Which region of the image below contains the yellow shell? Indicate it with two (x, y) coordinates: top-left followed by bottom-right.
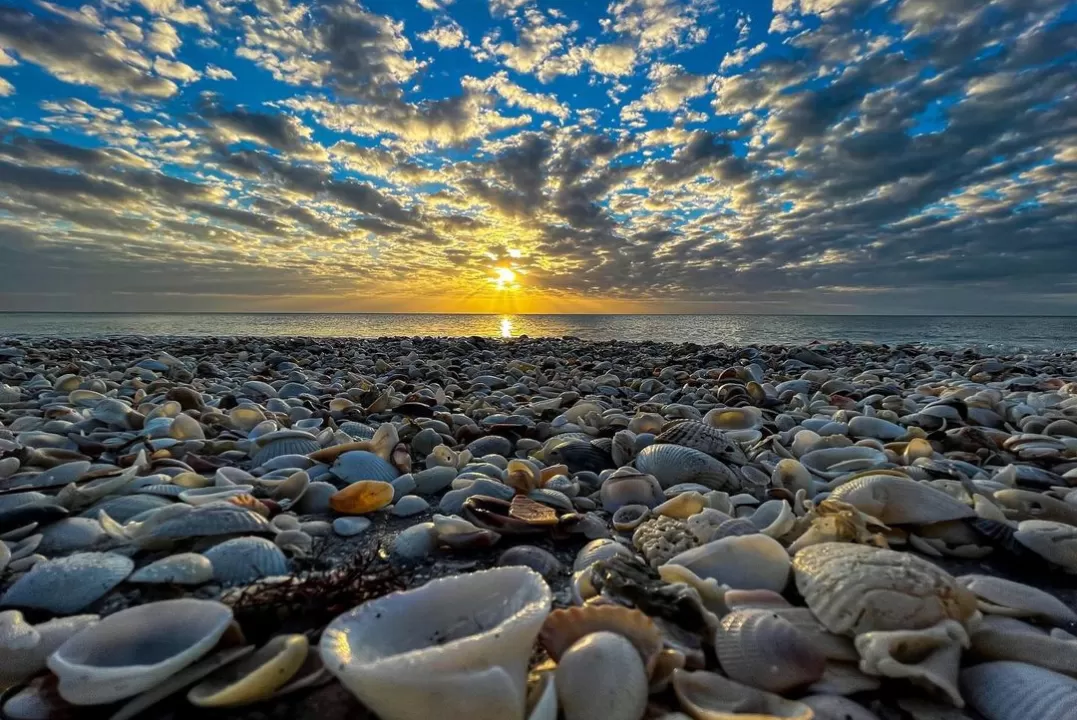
(329, 481), (394, 514)
(226, 494), (270, 517)
(172, 472), (211, 489)
(188, 634), (308, 707)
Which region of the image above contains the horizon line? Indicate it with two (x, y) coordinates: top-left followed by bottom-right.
(1, 311), (1076, 319)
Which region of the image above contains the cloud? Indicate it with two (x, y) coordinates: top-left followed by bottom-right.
(134, 0), (211, 32)
(0, 77), (12, 96)
(205, 64), (235, 80)
(603, 0), (713, 54)
(463, 71), (570, 120)
(481, 8), (577, 80)
(418, 21), (466, 49)
(153, 57), (201, 82)
(145, 20), (182, 56)
(622, 63), (711, 122)
(587, 43), (637, 76)
(720, 42), (766, 71)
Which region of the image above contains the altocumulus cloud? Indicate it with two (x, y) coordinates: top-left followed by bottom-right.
(0, 0), (1074, 313)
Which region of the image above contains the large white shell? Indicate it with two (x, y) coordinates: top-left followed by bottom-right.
(1014, 520), (1077, 572)
(960, 661), (1077, 720)
(556, 631), (648, 720)
(202, 536), (289, 585)
(320, 566), (551, 720)
(47, 598), (233, 705)
(800, 447), (888, 479)
(0, 610), (99, 687)
(331, 450), (400, 483)
(855, 619), (969, 706)
(957, 574), (1077, 626)
(829, 474), (975, 525)
(129, 553), (214, 585)
(669, 534), (790, 592)
(0, 552), (133, 613)
(715, 609), (826, 693)
(635, 444), (739, 492)
(792, 543), (977, 635)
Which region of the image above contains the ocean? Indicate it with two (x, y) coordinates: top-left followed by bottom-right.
(0, 313), (1074, 352)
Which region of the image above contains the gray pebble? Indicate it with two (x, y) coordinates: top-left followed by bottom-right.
(391, 495), (430, 517)
(332, 517), (372, 537)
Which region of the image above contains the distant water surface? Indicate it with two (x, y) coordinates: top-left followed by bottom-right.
(0, 314), (1074, 352)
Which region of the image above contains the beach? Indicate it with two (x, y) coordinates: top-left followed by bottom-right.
(2, 335), (1077, 719)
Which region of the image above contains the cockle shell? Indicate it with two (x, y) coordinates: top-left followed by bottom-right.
(669, 534), (791, 592)
(539, 606), (662, 672)
(202, 536), (288, 585)
(0, 552), (133, 614)
(957, 575), (1077, 626)
(855, 619), (969, 706)
(332, 450), (400, 483)
(793, 543), (977, 636)
(139, 501), (273, 542)
(714, 609), (826, 693)
(960, 661), (1077, 720)
(128, 553), (214, 585)
(188, 634), (309, 707)
(828, 474), (975, 525)
(654, 421), (748, 465)
(0, 611), (99, 687)
(672, 669), (813, 720)
(320, 566), (551, 720)
(635, 444), (739, 492)
(251, 432), (320, 467)
(556, 632), (648, 720)
(47, 599), (234, 705)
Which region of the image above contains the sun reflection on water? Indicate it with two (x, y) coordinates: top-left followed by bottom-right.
(500, 316), (512, 338)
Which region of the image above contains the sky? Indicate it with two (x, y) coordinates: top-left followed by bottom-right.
(0, 0), (1075, 315)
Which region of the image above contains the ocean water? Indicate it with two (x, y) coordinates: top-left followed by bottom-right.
(0, 313), (1074, 352)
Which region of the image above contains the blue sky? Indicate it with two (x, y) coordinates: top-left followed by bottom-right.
(0, 0), (1075, 313)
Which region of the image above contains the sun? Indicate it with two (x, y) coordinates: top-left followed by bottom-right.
(492, 267), (517, 289)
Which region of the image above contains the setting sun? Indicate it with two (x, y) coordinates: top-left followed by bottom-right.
(493, 267), (517, 289)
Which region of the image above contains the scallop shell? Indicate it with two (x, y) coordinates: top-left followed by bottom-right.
(556, 632), (648, 720)
(540, 606), (662, 671)
(251, 434), (320, 467)
(188, 634), (308, 707)
(672, 669), (813, 720)
(855, 619), (969, 706)
(129, 553), (214, 585)
(81, 495), (173, 523)
(654, 421), (749, 465)
(47, 599), (233, 705)
(715, 609), (826, 693)
(792, 543), (977, 636)
(800, 447), (888, 479)
(203, 537), (289, 585)
(635, 444), (740, 492)
(332, 450), (400, 483)
(0, 552), (133, 614)
(0, 611), (99, 687)
(960, 661), (1077, 720)
(957, 574), (1077, 626)
(829, 474), (975, 525)
(141, 502), (273, 541)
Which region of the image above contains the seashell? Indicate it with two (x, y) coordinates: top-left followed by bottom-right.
(672, 669), (813, 720)
(81, 494), (173, 523)
(37, 517), (105, 554)
(275, 529), (313, 555)
(669, 534), (790, 592)
(129, 553), (214, 585)
(226, 493), (270, 517)
(433, 513), (501, 549)
(800, 447), (888, 479)
(1014, 520), (1077, 572)
(969, 616), (1077, 675)
(601, 467), (666, 512)
(753, 500), (796, 539)
(391, 522), (438, 560)
(612, 429), (637, 466)
(792, 543), (977, 635)
(2, 675), (74, 720)
(848, 415), (906, 441)
(47, 599), (233, 705)
(141, 502), (273, 541)
(330, 480), (394, 514)
(956, 575), (1077, 626)
(269, 470), (310, 502)
(1, 552), (133, 613)
(540, 606), (662, 671)
(0, 461), (90, 491)
(828, 473), (975, 525)
(505, 459), (542, 494)
(332, 450), (400, 483)
(556, 632), (648, 720)
(801, 695), (881, 720)
(659, 563), (729, 618)
(715, 609), (826, 693)
(320, 566), (551, 720)
(391, 495), (429, 516)
(170, 413), (205, 440)
(498, 545), (563, 579)
(960, 661), (1077, 720)
(656, 492), (707, 519)
(613, 504), (652, 532)
(655, 421), (748, 465)
(333, 516), (372, 537)
(251, 434), (320, 467)
(994, 489), (1077, 526)
(110, 647), (255, 720)
(412, 466), (458, 494)
(509, 495), (558, 525)
(294, 481), (336, 514)
(703, 407), (764, 431)
(179, 485), (255, 505)
(636, 444), (739, 492)
(0, 611), (99, 687)
(203, 536), (289, 585)
(769, 607), (859, 662)
(574, 537), (631, 571)
(188, 634), (308, 707)
(855, 619), (969, 706)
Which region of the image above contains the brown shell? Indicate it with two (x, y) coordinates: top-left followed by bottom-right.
(509, 495), (558, 526)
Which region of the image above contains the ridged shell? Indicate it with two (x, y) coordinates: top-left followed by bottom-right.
(540, 606), (662, 671)
(655, 421), (748, 465)
(960, 661), (1077, 720)
(142, 502), (273, 541)
(969, 618), (1077, 675)
(792, 543), (977, 636)
(81, 495), (173, 523)
(0, 552), (133, 613)
(672, 669), (813, 720)
(203, 536), (289, 585)
(829, 474), (975, 525)
(251, 435), (320, 467)
(635, 444), (739, 491)
(556, 631), (648, 720)
(715, 609), (826, 693)
(129, 553), (214, 585)
(331, 450), (400, 483)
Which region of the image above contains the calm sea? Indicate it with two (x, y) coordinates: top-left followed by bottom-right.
(0, 314), (1074, 352)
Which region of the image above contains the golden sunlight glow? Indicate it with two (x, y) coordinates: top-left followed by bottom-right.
(500, 316), (512, 337)
(492, 267), (517, 289)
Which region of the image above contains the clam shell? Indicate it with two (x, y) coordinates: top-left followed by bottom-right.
(600, 468), (665, 512)
(203, 536), (289, 585)
(188, 634), (308, 707)
(38, 518), (105, 554)
(957, 574), (1077, 626)
(141, 502), (273, 541)
(672, 669), (813, 720)
(1014, 520), (1077, 571)
(0, 611), (99, 687)
(540, 606), (662, 671)
(81, 495), (173, 523)
(715, 609), (826, 693)
(654, 421), (748, 465)
(110, 647), (255, 720)
(960, 661), (1077, 720)
(669, 534), (790, 592)
(792, 543), (977, 635)
(332, 450), (400, 483)
(0, 552), (133, 614)
(129, 553), (214, 585)
(829, 474), (975, 525)
(969, 616), (1077, 676)
(800, 447), (888, 479)
(635, 444), (739, 492)
(855, 619), (969, 706)
(556, 632), (648, 720)
(251, 435), (320, 467)
(47, 599), (233, 705)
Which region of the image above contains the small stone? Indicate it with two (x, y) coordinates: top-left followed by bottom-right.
(390, 473), (417, 501)
(391, 495), (430, 517)
(332, 517), (371, 537)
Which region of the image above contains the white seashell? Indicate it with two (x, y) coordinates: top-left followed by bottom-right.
(672, 669), (813, 720)
(669, 534), (790, 592)
(332, 450), (400, 483)
(556, 631), (648, 720)
(1014, 520), (1077, 572)
(38, 517), (105, 554)
(715, 609), (826, 693)
(855, 619), (969, 706)
(321, 566), (551, 720)
(129, 553), (214, 585)
(829, 473), (975, 525)
(960, 661), (1077, 720)
(968, 615), (1077, 676)
(111, 647), (255, 720)
(0, 552), (133, 613)
(188, 634), (309, 707)
(47, 598), (233, 705)
(793, 543), (977, 636)
(800, 447), (888, 479)
(203, 536), (289, 585)
(573, 538), (632, 572)
(635, 444), (739, 492)
(957, 574), (1077, 626)
(0, 610), (99, 687)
